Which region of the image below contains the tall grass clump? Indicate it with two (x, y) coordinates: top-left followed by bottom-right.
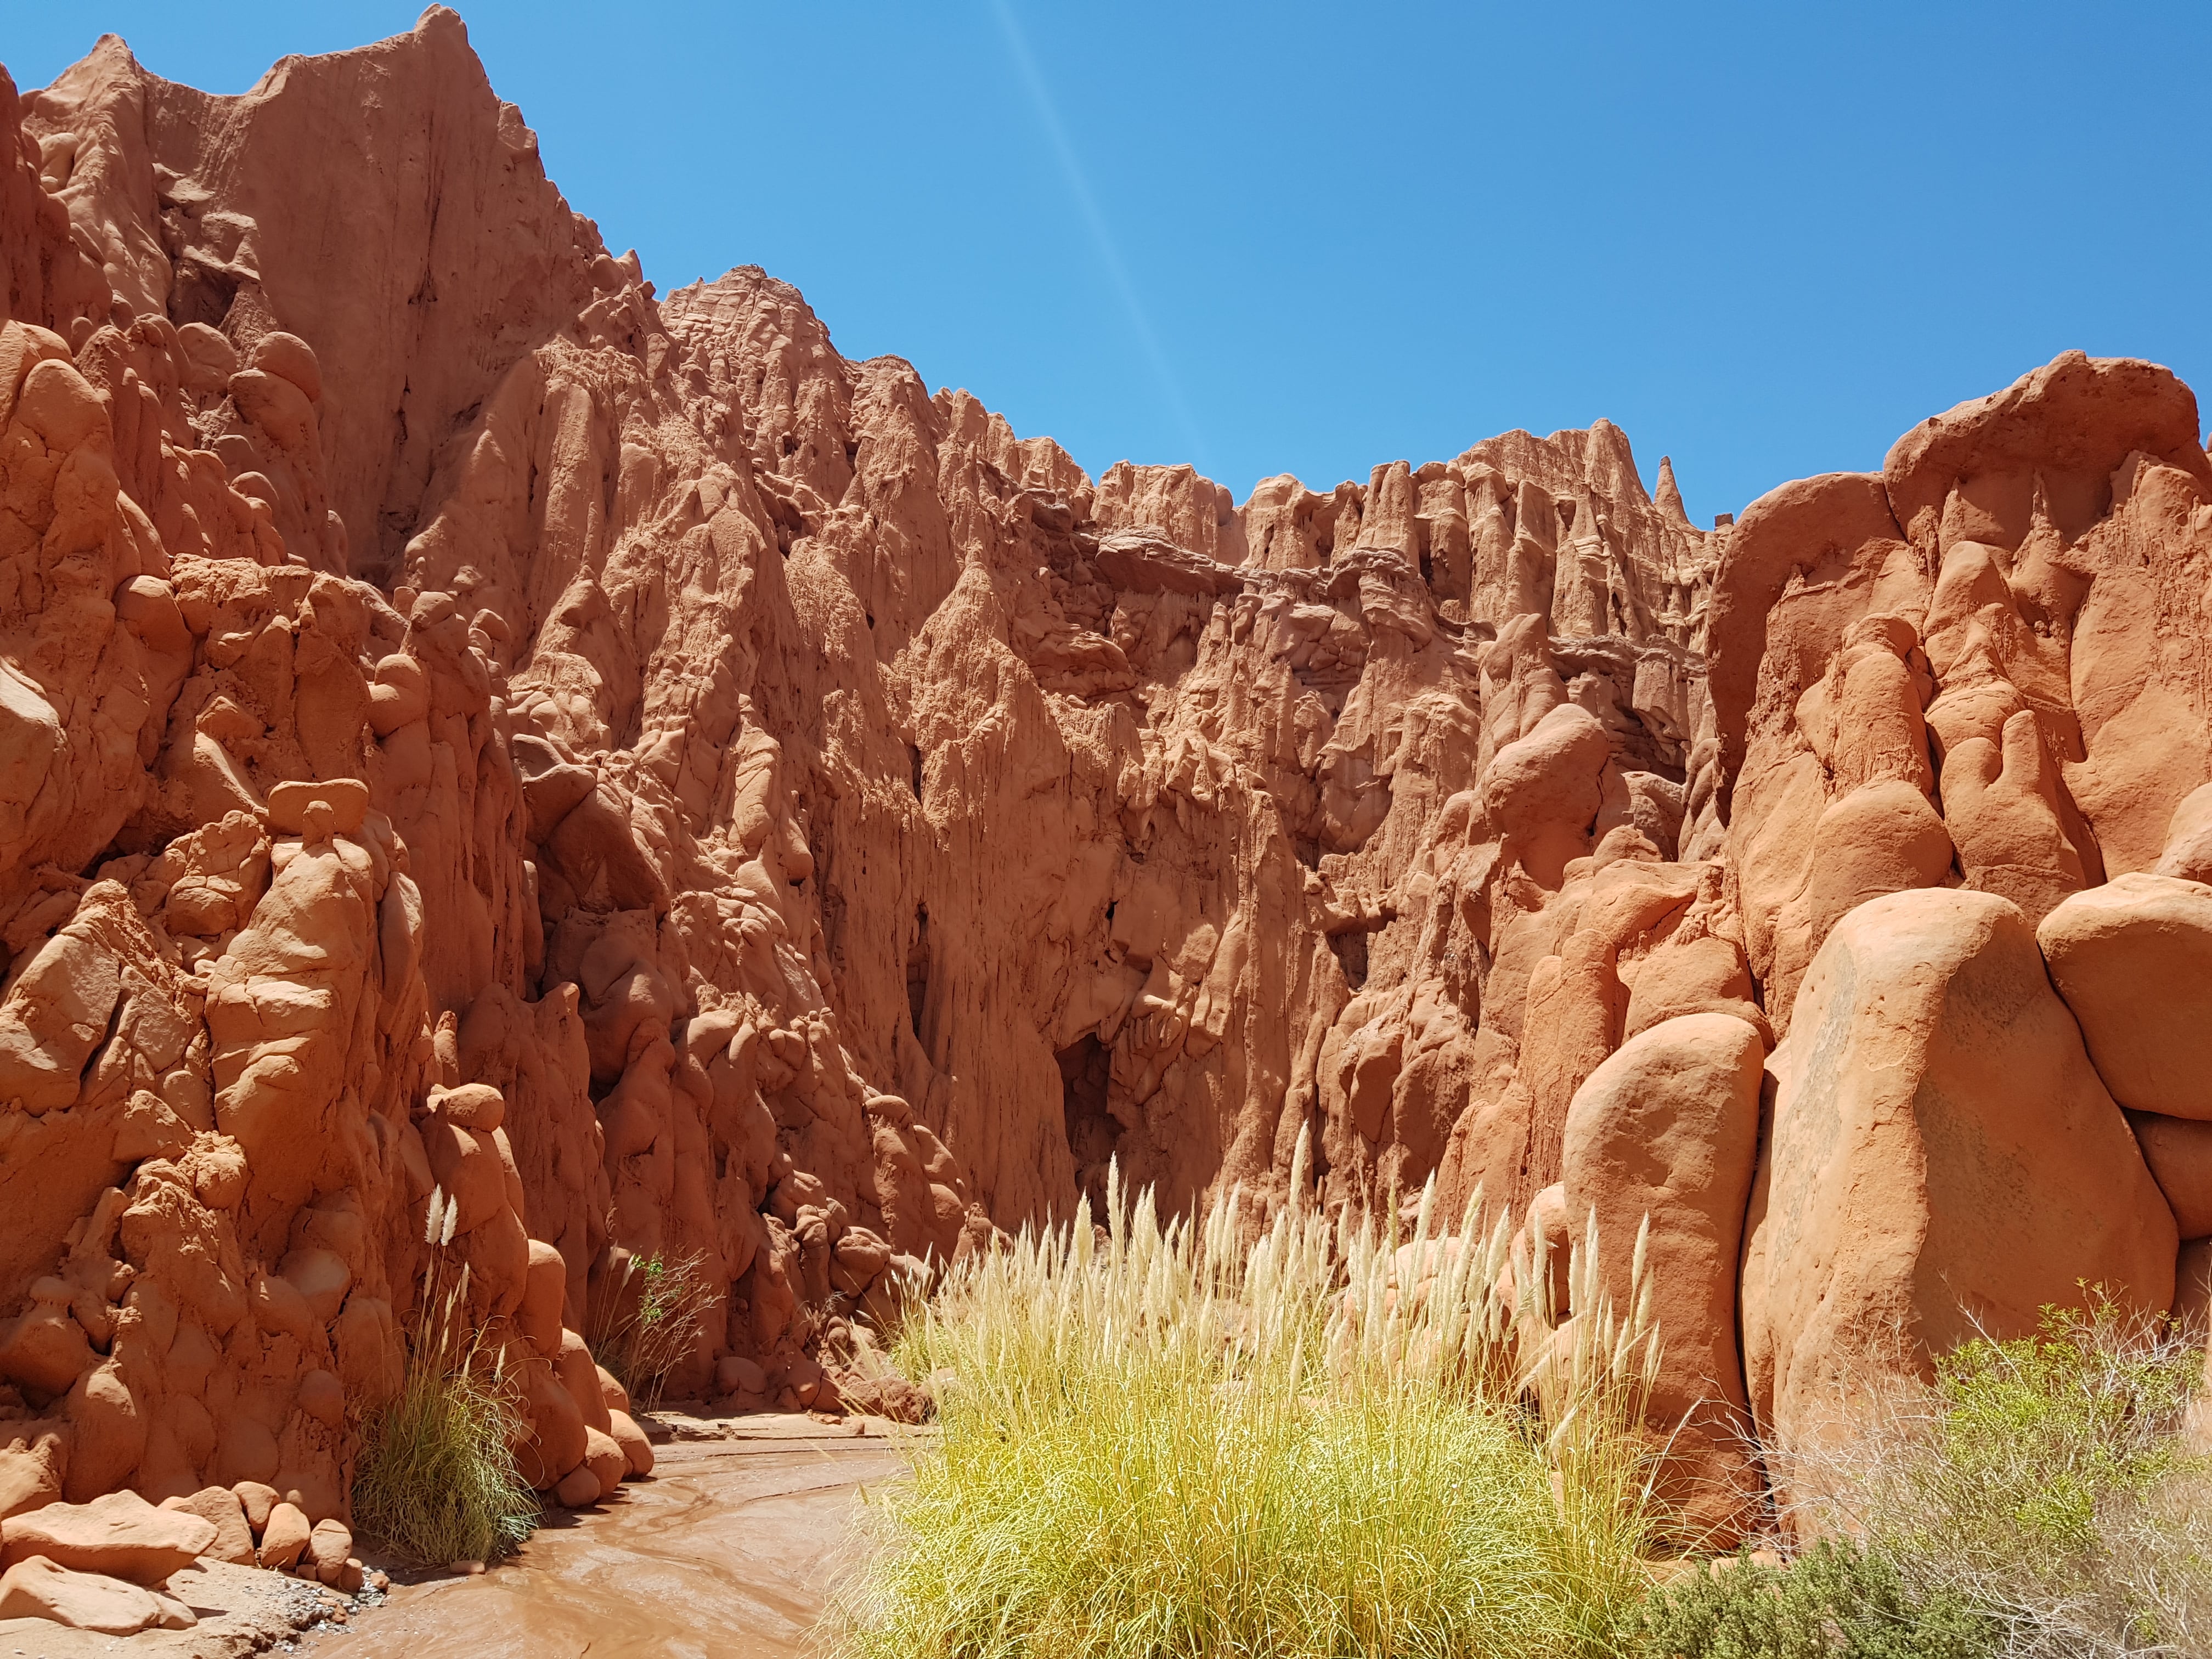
(352, 1188), (540, 1566)
(586, 1246), (720, 1409)
(840, 1136), (1666, 1659)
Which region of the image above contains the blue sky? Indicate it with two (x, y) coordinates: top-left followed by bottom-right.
(12, 3), (2211, 525)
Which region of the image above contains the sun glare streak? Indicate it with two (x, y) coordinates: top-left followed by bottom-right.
(988, 0), (1211, 473)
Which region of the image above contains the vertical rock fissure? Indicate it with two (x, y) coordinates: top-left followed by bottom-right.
(1057, 1034), (1116, 1211)
(906, 904), (929, 1041)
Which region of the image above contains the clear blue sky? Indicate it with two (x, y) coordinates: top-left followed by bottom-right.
(11, 3), (2211, 525)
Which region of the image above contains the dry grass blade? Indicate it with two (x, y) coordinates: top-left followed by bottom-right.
(585, 1246), (720, 1409)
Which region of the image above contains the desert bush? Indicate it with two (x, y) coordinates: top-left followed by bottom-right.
(1779, 1301), (2212, 1657)
(586, 1246), (720, 1409)
(839, 1139), (1664, 1659)
(1632, 1541), (2000, 1658)
(352, 1236), (539, 1567)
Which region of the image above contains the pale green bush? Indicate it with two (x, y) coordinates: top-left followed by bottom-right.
(1773, 1302), (2212, 1658)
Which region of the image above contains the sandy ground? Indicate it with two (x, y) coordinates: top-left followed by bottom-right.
(300, 1414), (910, 1659)
(0, 1414), (911, 1659)
(0, 1560), (345, 1658)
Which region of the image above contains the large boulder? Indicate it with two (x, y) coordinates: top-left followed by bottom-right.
(580, 1426), (627, 1502)
(1741, 888), (2175, 1451)
(159, 1486), (255, 1567)
(0, 1553), (194, 1634)
(607, 1409), (653, 1478)
(0, 1489), (215, 1585)
(1560, 1011), (1767, 1544)
(2038, 872), (2212, 1121)
(1482, 703), (1610, 888)
(256, 1500), (310, 1569)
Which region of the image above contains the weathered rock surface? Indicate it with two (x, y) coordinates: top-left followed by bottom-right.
(0, 1551), (193, 1633)
(1740, 889), (2176, 1451)
(2129, 1113), (2212, 1242)
(159, 1482), (253, 1565)
(254, 1500), (307, 1570)
(1559, 1012), (1765, 1544)
(0, 8), (2209, 1543)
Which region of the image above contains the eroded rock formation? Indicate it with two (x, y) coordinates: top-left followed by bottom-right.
(2, 7), (2210, 1568)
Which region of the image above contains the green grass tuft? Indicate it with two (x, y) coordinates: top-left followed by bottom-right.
(1632, 1541), (2001, 1659)
(352, 1265), (539, 1567)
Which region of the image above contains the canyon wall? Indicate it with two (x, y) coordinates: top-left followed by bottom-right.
(2, 9), (2209, 1542)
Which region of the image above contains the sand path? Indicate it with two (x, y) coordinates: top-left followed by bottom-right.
(307, 1420), (906, 1659)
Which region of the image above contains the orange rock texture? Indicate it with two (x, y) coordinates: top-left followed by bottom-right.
(1, 9), (2209, 1549)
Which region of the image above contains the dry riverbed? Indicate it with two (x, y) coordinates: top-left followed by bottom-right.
(303, 1414), (908, 1659)
(0, 1415), (908, 1659)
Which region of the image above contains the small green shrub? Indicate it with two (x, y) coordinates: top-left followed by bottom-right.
(1632, 1542), (2000, 1659)
(352, 1262), (539, 1567)
(1920, 1301), (2199, 1565)
(1780, 1300), (2212, 1657)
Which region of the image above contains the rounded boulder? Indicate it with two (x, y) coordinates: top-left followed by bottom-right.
(2039, 872), (2212, 1121)
(1561, 1011), (1767, 1543)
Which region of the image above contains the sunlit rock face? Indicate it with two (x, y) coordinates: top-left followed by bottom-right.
(3, 9), (2208, 1539)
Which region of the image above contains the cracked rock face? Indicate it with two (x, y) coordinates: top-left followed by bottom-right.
(1, 8), (2208, 1551)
